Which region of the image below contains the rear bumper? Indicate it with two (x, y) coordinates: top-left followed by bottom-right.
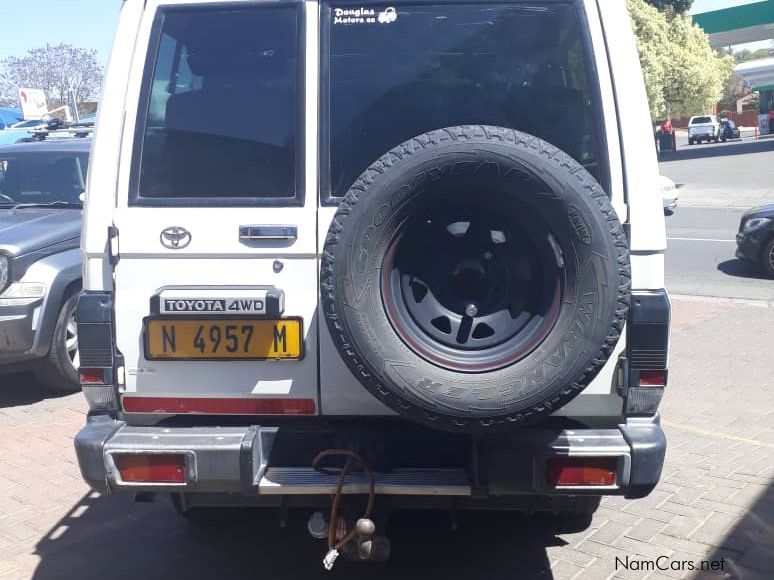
(688, 129), (715, 137)
(75, 415), (665, 501)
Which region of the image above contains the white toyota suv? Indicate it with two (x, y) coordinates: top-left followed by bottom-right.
(75, 0), (670, 565)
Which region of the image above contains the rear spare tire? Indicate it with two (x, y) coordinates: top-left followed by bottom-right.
(322, 126), (630, 433)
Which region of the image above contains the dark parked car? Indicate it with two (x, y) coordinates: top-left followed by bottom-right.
(736, 204), (774, 277)
(720, 119), (741, 142)
(0, 139), (90, 391)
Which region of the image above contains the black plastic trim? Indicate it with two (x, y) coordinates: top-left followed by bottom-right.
(239, 427), (260, 495)
(74, 415), (125, 494)
(627, 289), (671, 370)
(108, 225), (119, 265)
(266, 288), (284, 316)
(77, 291), (116, 368)
(620, 415), (667, 499)
(77, 291), (114, 324)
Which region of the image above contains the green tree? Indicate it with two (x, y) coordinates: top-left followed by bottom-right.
(645, 0), (693, 14)
(627, 0), (734, 119)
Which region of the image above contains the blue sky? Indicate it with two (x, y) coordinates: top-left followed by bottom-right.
(0, 0), (771, 64)
(0, 0), (121, 64)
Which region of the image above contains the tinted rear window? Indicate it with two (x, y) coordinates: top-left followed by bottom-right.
(691, 117), (712, 124)
(0, 152), (88, 205)
(133, 6), (302, 205)
(324, 2), (607, 198)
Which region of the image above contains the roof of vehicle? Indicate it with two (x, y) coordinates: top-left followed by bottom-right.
(0, 138), (91, 154)
(0, 107), (23, 127)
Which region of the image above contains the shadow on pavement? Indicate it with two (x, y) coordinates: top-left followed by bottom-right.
(0, 371), (68, 408)
(717, 259), (771, 281)
(660, 139), (774, 163)
(31, 492), (576, 580)
(695, 481), (774, 579)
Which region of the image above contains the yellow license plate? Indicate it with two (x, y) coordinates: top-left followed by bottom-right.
(145, 318), (303, 360)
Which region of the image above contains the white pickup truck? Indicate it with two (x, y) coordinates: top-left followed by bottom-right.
(688, 115), (721, 145)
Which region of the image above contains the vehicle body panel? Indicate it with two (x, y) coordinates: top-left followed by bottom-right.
(0, 247), (82, 364)
(0, 108), (23, 129)
(108, 0), (319, 408)
(0, 140), (89, 367)
(0, 209), (80, 257)
(721, 119), (741, 140)
(658, 175), (678, 213)
(736, 204), (774, 266)
(0, 120), (47, 146)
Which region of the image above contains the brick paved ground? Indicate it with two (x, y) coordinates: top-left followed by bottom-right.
(0, 297), (772, 580)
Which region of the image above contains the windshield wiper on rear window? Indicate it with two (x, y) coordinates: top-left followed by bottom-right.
(10, 201), (82, 210)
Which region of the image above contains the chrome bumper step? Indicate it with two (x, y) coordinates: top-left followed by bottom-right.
(258, 467), (471, 496)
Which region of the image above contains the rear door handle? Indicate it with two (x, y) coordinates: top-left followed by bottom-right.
(239, 225), (298, 241)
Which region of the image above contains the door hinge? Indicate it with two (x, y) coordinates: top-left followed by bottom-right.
(108, 225), (120, 265)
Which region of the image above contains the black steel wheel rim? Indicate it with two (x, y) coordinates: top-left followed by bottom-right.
(381, 205), (563, 373)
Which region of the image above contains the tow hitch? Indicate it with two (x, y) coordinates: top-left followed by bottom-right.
(309, 450), (391, 569)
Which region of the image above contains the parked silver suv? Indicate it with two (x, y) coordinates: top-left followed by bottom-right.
(74, 0), (670, 565)
(0, 139), (89, 392)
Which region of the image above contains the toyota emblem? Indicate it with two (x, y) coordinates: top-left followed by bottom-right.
(160, 226), (192, 249)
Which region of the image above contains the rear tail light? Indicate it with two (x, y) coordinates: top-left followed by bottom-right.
(638, 370), (666, 387)
(115, 454), (186, 484)
(77, 291), (120, 413)
(624, 290), (670, 416)
(79, 368), (106, 384)
(547, 457), (618, 487)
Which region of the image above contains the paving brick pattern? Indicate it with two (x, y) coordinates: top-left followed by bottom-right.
(0, 297), (772, 580)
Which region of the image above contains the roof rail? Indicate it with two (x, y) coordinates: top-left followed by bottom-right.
(29, 123), (94, 141)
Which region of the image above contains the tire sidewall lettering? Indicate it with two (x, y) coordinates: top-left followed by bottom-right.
(325, 126), (629, 432)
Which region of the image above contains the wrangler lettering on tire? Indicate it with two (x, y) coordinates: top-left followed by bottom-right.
(322, 126), (630, 433)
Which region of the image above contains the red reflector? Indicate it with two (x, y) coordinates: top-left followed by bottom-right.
(122, 396), (316, 415)
(547, 458), (617, 487)
(116, 454), (186, 484)
(639, 370), (666, 387)
(79, 368), (105, 384)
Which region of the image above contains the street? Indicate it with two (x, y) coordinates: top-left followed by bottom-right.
(661, 137), (774, 302)
(660, 134), (774, 209)
(0, 137), (772, 579)
(664, 207), (772, 302)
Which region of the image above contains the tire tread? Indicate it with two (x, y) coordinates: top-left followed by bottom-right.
(321, 126), (631, 432)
